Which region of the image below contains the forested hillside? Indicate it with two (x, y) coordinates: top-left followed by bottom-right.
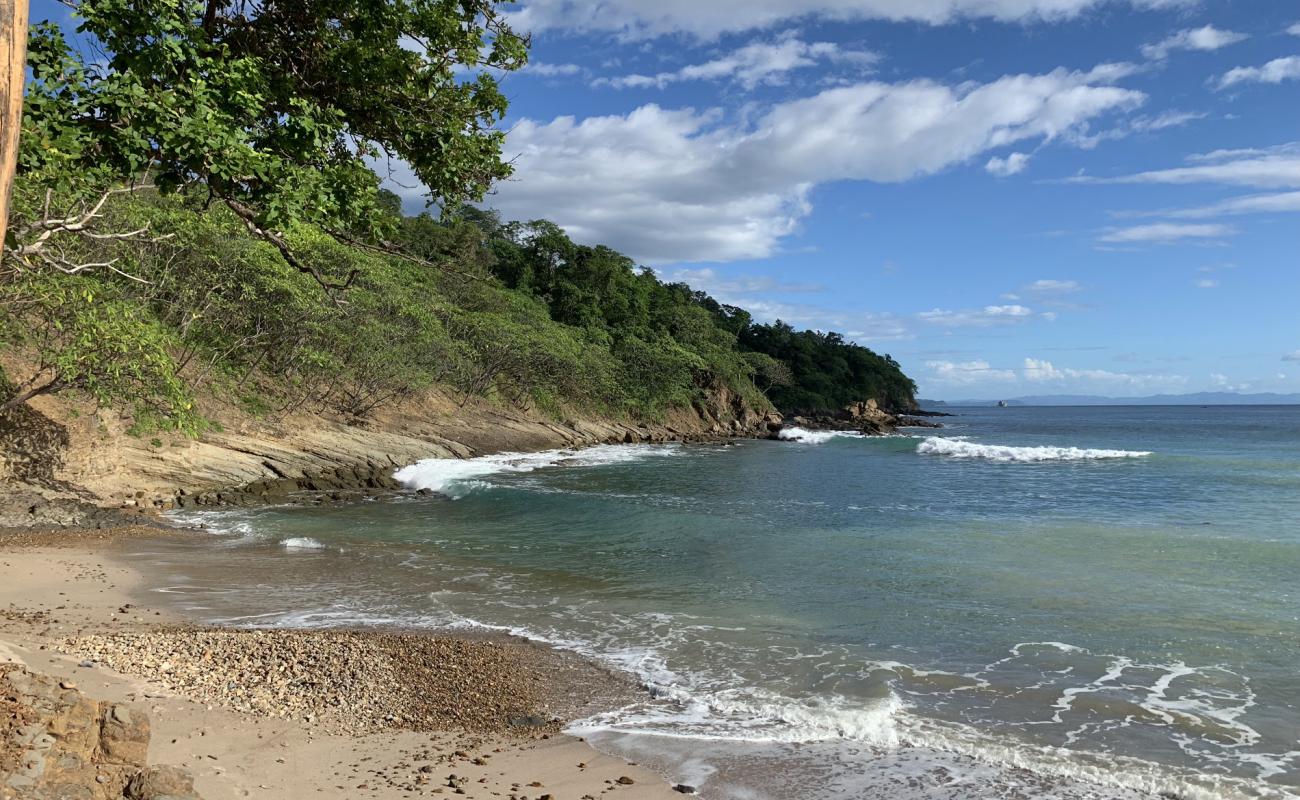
(0, 1), (915, 438)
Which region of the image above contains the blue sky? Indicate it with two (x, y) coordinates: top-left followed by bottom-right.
(32, 1), (1300, 400)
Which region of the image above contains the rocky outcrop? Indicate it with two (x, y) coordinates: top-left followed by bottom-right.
(779, 398), (943, 437)
(1, 383), (782, 522)
(0, 666), (200, 800)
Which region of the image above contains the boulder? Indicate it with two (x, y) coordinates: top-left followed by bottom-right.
(125, 765), (201, 800)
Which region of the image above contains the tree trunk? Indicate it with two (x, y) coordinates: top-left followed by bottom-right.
(0, 0), (29, 256)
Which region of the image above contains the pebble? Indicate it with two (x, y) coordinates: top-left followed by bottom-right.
(60, 629), (565, 735)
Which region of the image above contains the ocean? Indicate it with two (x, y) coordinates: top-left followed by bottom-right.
(132, 405), (1300, 799)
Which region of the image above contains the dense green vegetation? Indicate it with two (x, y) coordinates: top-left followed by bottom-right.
(0, 1), (915, 433)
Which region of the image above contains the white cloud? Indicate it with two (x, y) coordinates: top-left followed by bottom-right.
(1022, 358), (1187, 389)
(527, 62), (584, 77)
(1098, 223), (1234, 243)
(1145, 190), (1300, 219)
(926, 360), (1017, 385)
(507, 0), (1193, 40)
(1025, 279), (1081, 293)
(1070, 108), (1206, 149)
(738, 299), (912, 342)
(1210, 373), (1252, 392)
(1129, 109), (1207, 132)
(1071, 142), (1300, 189)
(659, 267), (823, 294)
(1022, 357), (1064, 381)
(917, 304), (1045, 327)
(1194, 278), (1218, 288)
(986, 152), (1031, 176)
(1283, 351), (1300, 362)
(1214, 56), (1300, 90)
(1140, 25), (1247, 60)
(493, 67), (1145, 262)
(1289, 23), (1300, 37)
(595, 39), (879, 90)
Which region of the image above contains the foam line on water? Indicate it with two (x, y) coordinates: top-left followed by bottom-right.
(281, 537), (326, 550)
(917, 437), (1152, 462)
(777, 427), (862, 444)
(393, 443), (682, 497)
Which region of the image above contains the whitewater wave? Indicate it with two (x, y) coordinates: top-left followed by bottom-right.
(393, 443), (682, 497)
(777, 427), (862, 444)
(917, 437), (1152, 462)
(281, 537), (326, 550)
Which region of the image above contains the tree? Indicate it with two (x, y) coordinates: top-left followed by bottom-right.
(0, 0), (28, 249)
(6, 0), (528, 288)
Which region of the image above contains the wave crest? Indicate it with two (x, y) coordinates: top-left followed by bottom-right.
(393, 443), (681, 497)
(777, 427), (861, 444)
(917, 437), (1151, 462)
(281, 537), (326, 550)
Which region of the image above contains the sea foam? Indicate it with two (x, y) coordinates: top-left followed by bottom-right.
(777, 427), (861, 444)
(917, 437), (1151, 463)
(393, 443), (681, 497)
(281, 537), (326, 550)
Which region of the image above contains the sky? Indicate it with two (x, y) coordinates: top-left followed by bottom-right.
(32, 1), (1300, 400)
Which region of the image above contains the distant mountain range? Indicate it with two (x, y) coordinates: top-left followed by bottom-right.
(919, 392), (1300, 408)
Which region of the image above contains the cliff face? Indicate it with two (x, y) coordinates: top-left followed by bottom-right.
(0, 381), (781, 527)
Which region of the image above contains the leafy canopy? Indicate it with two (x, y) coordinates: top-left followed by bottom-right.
(19, 0), (527, 253)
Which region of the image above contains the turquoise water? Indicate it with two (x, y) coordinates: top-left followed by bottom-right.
(140, 406), (1300, 799)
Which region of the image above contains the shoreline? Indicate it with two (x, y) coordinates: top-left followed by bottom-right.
(0, 528), (693, 799)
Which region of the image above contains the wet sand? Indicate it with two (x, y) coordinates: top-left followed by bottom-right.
(0, 529), (689, 799)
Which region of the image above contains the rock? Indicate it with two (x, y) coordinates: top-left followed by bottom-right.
(616, 776), (635, 785)
(125, 765), (201, 800)
(100, 702), (151, 766)
(673, 785), (697, 794)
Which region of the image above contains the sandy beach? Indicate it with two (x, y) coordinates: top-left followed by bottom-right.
(0, 528), (688, 800)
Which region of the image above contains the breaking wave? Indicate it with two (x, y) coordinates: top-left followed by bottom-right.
(917, 437), (1152, 462)
(281, 537), (326, 550)
(393, 443), (682, 497)
(777, 427), (861, 444)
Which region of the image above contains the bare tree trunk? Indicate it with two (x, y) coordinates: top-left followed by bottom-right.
(0, 0), (29, 256)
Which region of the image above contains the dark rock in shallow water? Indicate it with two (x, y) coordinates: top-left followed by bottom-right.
(896, 416), (943, 428)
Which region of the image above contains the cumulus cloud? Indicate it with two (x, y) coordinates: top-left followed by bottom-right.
(1283, 350), (1300, 362)
(492, 66), (1145, 262)
(1210, 373), (1252, 392)
(1098, 223), (1234, 243)
(985, 152), (1031, 176)
(1022, 357), (1064, 381)
(506, 0), (1193, 40)
(1140, 25), (1247, 60)
(595, 38), (879, 90)
(1289, 23), (1300, 37)
(926, 360), (1017, 385)
(1213, 56), (1300, 90)
(1194, 278), (1218, 288)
